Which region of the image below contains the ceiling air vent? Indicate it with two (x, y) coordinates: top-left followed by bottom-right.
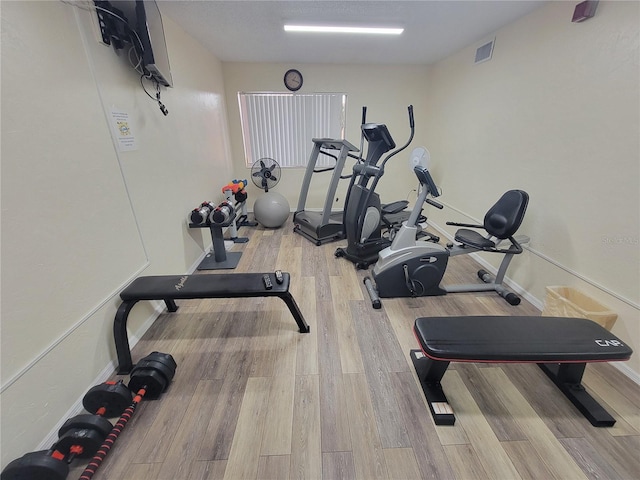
(474, 38), (495, 64)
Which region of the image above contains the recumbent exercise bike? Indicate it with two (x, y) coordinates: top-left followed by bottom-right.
(364, 160), (529, 308)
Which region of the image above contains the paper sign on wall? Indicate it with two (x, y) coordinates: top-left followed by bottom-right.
(110, 109), (138, 151)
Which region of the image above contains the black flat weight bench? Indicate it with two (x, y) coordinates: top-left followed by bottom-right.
(114, 272), (309, 374)
(410, 316), (632, 427)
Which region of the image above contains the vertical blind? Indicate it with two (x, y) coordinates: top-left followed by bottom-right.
(238, 92), (347, 168)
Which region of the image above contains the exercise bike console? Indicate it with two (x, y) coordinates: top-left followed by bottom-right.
(415, 168), (439, 199)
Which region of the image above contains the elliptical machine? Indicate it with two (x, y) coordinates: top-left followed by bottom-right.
(335, 105), (421, 269)
(364, 163), (529, 308)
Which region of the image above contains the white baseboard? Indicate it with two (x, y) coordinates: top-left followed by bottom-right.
(37, 360), (118, 451)
(468, 251), (544, 310)
(612, 361), (640, 385)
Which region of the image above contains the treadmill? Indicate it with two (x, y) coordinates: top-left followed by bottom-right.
(293, 138), (358, 245)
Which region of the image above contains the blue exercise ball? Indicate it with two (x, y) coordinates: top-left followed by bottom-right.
(253, 192), (290, 228)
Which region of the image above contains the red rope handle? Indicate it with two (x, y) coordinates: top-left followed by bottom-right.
(78, 389), (146, 480)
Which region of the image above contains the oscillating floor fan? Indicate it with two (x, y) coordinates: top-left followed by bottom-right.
(251, 157), (281, 192)
(250, 158), (290, 228)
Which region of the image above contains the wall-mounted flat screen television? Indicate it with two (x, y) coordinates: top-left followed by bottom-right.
(135, 0), (172, 87)
(95, 0), (173, 87)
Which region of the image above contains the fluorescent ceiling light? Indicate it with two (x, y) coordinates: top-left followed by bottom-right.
(284, 25), (404, 35)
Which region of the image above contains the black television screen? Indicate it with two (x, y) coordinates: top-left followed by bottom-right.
(135, 0), (172, 87)
(95, 0), (173, 87)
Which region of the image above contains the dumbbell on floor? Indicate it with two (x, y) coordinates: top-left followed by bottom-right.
(1, 382), (132, 480)
(79, 352), (176, 480)
(2, 352), (176, 480)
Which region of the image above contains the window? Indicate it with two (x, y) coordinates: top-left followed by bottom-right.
(238, 92), (347, 168)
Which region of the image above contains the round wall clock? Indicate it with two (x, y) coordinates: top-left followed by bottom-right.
(284, 69), (303, 91)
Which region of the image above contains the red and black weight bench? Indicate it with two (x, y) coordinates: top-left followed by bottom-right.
(114, 272), (309, 374)
(410, 316), (632, 427)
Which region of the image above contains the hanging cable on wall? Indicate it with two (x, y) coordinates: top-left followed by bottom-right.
(155, 81), (168, 116)
(140, 74), (169, 116)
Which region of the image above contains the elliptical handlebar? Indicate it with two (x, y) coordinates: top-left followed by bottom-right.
(357, 106), (368, 164)
(380, 105), (415, 169)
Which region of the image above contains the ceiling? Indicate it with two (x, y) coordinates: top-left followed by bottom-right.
(158, 1), (546, 66)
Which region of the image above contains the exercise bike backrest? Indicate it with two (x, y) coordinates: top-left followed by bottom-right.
(482, 190), (529, 239)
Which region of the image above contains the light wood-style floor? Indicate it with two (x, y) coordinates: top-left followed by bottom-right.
(76, 216), (640, 480)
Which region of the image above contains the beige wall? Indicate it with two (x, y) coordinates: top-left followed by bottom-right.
(424, 1), (639, 375)
(1, 1), (233, 466)
(1, 0), (638, 469)
(222, 63), (431, 211)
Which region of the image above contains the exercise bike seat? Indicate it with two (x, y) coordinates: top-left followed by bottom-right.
(453, 190), (528, 250)
(454, 229), (496, 250)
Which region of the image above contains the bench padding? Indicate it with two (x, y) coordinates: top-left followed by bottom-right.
(414, 316), (631, 363)
(411, 315), (632, 427)
(121, 273), (292, 300)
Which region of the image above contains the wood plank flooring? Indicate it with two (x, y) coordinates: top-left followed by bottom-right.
(74, 216), (640, 479)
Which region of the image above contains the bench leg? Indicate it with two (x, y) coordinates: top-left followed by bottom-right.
(279, 292), (310, 333)
(538, 363), (616, 427)
(164, 299), (178, 312)
(114, 301), (138, 375)
(410, 350), (455, 425)
(114, 299), (179, 375)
